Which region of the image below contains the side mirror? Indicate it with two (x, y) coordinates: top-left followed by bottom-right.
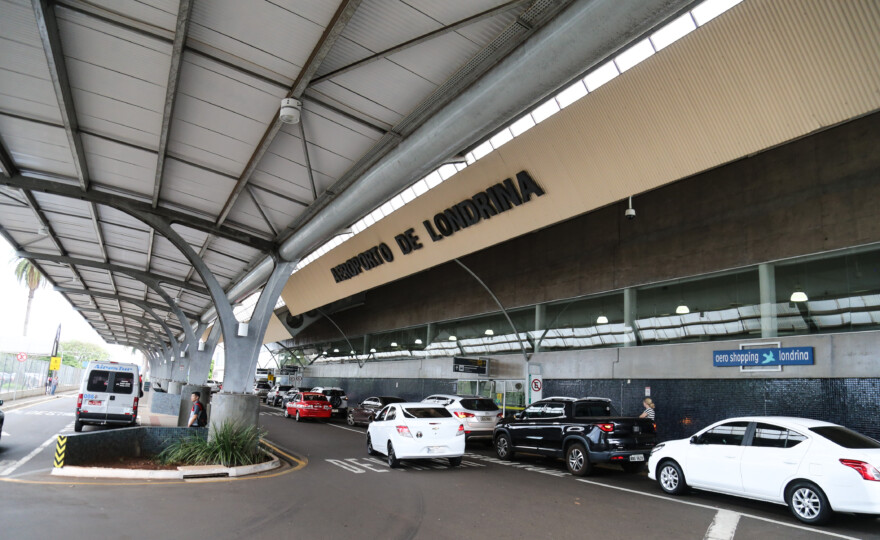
(0, 399), (4, 406)
(514, 412), (523, 420)
(690, 435), (701, 445)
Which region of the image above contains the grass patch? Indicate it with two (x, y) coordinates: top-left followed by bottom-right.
(157, 421), (266, 467)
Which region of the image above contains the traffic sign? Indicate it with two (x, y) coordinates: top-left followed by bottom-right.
(49, 356), (62, 371)
(16, 352), (27, 362)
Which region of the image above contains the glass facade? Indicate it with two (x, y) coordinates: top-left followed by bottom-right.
(279, 244), (880, 365)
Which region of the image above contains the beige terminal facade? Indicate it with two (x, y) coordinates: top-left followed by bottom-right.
(262, 0), (880, 441)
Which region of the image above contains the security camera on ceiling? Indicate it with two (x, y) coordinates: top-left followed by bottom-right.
(625, 196), (636, 220)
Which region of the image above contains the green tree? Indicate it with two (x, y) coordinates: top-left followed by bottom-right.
(60, 340), (110, 367)
(13, 258), (47, 336)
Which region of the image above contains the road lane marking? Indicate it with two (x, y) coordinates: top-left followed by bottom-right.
(0, 434), (59, 477)
(704, 509), (739, 540)
(324, 423), (364, 434)
(576, 480), (859, 540)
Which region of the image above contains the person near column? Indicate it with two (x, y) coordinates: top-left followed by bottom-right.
(639, 397), (655, 420)
(187, 392), (206, 427)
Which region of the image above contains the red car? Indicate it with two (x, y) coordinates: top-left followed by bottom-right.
(285, 392), (332, 421)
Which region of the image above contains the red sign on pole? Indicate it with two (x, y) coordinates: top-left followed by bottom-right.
(16, 352), (27, 362)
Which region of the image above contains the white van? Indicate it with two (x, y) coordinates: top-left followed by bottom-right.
(75, 361), (143, 432)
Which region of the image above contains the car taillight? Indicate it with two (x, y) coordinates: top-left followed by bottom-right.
(497, 412), (503, 418)
(76, 393), (83, 409)
(840, 459), (880, 481)
(597, 423), (615, 432)
(457, 424), (465, 436)
(396, 425), (412, 438)
(454, 412), (475, 418)
(133, 397), (138, 411)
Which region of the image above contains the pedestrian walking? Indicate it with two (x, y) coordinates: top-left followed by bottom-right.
(188, 392), (207, 428)
(50, 376), (58, 395)
(45, 376), (52, 395)
(639, 397), (655, 420)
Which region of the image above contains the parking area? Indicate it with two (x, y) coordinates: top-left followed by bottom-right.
(0, 398), (877, 539)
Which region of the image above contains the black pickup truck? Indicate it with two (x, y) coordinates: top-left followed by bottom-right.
(493, 396), (656, 476)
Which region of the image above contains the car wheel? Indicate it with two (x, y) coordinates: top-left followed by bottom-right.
(495, 433), (515, 460)
(448, 456), (462, 467)
(367, 435), (377, 456)
(387, 443), (400, 468)
(657, 460), (688, 495)
(786, 481), (832, 525)
(347, 411), (356, 426)
(295, 410), (301, 422)
(283, 408), (290, 418)
(74, 418), (83, 432)
(621, 461), (645, 474)
(565, 442), (592, 477)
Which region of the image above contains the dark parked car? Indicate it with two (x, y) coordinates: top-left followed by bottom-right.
(347, 396), (405, 426)
(493, 396), (656, 476)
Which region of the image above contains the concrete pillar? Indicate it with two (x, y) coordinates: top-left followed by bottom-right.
(623, 287), (638, 346)
(178, 384), (211, 427)
(209, 393), (260, 441)
(759, 263), (778, 338)
(167, 380), (184, 395)
(534, 304), (546, 353)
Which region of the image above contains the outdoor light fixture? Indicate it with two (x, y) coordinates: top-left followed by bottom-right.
(390, 342), (398, 347)
(350, 350), (356, 354)
(179, 351), (186, 358)
(279, 98), (302, 124)
(414, 339), (423, 345)
(370, 348), (376, 353)
(333, 348), (339, 353)
(449, 335), (457, 341)
(596, 315), (609, 324)
(197, 341), (205, 351)
(790, 288), (809, 302)
(237, 322), (249, 337)
(484, 329), (494, 336)
(675, 304), (690, 315)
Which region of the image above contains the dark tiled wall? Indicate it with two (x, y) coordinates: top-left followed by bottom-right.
(64, 426), (207, 465)
(305, 376), (880, 442)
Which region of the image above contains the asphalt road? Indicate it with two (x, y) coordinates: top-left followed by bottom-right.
(0, 400), (878, 540)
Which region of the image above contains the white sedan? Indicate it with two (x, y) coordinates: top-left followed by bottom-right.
(366, 402), (466, 468)
(648, 416), (880, 525)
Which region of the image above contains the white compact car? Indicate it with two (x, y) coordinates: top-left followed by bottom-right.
(648, 416), (880, 525)
(366, 402), (466, 468)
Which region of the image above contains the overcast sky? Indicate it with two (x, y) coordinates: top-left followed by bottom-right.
(0, 236), (140, 365)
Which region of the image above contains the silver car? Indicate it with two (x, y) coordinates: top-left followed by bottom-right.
(422, 394), (501, 440)
(253, 381), (272, 402)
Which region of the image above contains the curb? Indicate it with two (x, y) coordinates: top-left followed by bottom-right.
(50, 449), (280, 479)
(1, 393), (73, 411)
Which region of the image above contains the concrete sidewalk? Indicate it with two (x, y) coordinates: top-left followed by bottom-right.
(0, 389), (77, 410)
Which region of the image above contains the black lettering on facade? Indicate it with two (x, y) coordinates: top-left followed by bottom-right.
(378, 242), (394, 262)
(434, 213), (453, 237)
(443, 206), (466, 232)
(423, 220), (443, 242)
(456, 200), (480, 226)
(516, 170), (545, 202)
(471, 192), (498, 220)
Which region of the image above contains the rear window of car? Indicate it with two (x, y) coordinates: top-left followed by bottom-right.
(256, 383), (271, 389)
(459, 398), (498, 411)
(324, 389), (345, 397)
(304, 394), (327, 401)
(403, 407), (452, 418)
(278, 386), (293, 391)
(86, 370), (110, 392)
(112, 373), (134, 394)
(810, 426), (880, 449)
(574, 402), (611, 417)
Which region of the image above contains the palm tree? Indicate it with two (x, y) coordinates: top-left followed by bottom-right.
(14, 258), (46, 336)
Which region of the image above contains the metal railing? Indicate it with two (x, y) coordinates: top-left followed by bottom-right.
(0, 353), (84, 399)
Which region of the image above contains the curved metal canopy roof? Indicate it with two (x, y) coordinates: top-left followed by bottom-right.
(0, 0), (695, 353)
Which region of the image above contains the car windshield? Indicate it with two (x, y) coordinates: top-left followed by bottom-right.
(304, 395), (327, 401)
(323, 390), (345, 397)
(278, 386), (293, 391)
(459, 398), (499, 411)
(403, 407), (452, 418)
(256, 383), (270, 389)
(810, 426), (880, 449)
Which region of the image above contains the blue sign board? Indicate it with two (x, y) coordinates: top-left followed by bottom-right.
(713, 347), (814, 367)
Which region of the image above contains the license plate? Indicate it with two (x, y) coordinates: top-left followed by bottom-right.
(332, 409), (339, 413)
(480, 416), (494, 421)
(629, 454), (645, 462)
(88, 400), (102, 405)
(427, 446), (444, 454)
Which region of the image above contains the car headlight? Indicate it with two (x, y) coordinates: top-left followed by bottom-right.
(650, 443), (665, 455)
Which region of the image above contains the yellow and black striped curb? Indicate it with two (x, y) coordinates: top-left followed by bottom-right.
(54, 436), (67, 468)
